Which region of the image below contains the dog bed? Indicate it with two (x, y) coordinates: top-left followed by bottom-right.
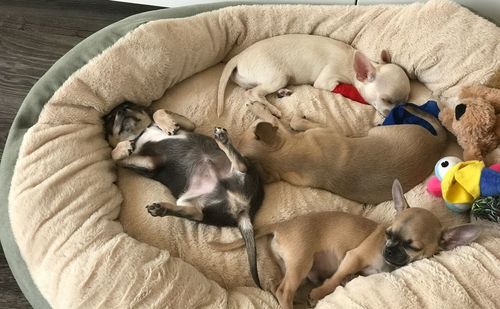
(2, 0), (500, 308)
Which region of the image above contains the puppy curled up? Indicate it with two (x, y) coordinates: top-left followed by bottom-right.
(217, 34), (411, 118)
(238, 102), (447, 204)
(104, 102), (265, 288)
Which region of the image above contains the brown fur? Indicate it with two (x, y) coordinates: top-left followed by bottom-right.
(237, 102), (446, 204)
(439, 85), (500, 161)
(210, 180), (480, 309)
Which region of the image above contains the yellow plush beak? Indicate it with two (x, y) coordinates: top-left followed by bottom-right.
(441, 161), (484, 204)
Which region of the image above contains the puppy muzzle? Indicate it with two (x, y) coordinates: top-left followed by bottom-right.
(383, 245), (409, 267)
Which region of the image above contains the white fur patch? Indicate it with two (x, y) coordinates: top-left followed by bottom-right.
(134, 126), (186, 150)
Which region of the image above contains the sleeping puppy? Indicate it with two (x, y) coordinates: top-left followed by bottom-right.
(237, 102), (447, 204)
(217, 34), (411, 118)
(211, 179), (481, 309)
(103, 102), (265, 288)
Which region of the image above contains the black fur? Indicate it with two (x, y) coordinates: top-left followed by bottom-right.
(104, 103), (265, 288)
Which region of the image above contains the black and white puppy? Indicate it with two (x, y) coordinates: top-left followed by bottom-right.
(104, 102), (265, 288)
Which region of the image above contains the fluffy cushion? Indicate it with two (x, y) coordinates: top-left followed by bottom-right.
(8, 0), (500, 308)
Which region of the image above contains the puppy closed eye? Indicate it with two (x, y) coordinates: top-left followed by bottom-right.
(403, 240), (422, 251)
(385, 229), (392, 238)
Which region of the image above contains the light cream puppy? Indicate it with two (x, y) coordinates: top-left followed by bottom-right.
(238, 103), (447, 204)
(211, 180), (480, 309)
(217, 34), (411, 117)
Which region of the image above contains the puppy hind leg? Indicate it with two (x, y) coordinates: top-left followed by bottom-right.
(246, 78), (288, 118)
(213, 127), (248, 173)
(313, 66), (339, 91)
(274, 258), (314, 309)
(277, 88), (293, 98)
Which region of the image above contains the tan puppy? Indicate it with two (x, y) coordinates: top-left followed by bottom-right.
(217, 34), (411, 118)
(211, 180), (481, 309)
(237, 102), (446, 204)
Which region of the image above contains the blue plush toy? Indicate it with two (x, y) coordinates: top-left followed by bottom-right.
(381, 100), (440, 134)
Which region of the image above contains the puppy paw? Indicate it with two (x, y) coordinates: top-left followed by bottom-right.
(145, 202), (167, 217)
(246, 101), (279, 122)
(277, 88), (293, 98)
(289, 114), (310, 131)
(213, 127), (229, 144)
(111, 140), (134, 160)
(308, 287), (324, 302)
(153, 109), (180, 135)
(267, 105), (283, 119)
(306, 294), (319, 308)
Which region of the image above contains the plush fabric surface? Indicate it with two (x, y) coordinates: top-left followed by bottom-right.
(7, 0), (500, 308)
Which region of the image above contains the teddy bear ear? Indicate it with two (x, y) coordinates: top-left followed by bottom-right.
(460, 85), (500, 110)
(459, 86), (476, 99)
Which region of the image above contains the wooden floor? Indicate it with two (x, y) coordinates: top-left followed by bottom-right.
(0, 1), (160, 307)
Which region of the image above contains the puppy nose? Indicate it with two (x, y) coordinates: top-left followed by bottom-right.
(455, 104), (466, 121)
(384, 246), (395, 256)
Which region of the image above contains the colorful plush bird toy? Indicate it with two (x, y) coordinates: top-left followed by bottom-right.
(427, 156), (500, 213)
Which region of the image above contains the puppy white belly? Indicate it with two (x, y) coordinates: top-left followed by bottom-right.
(177, 161), (219, 204)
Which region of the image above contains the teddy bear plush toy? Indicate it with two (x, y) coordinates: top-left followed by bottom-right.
(439, 85), (500, 161)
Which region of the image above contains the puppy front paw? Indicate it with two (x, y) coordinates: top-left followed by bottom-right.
(246, 101), (279, 122)
(153, 109), (180, 135)
(277, 88), (293, 98)
(308, 287), (326, 302)
(213, 127), (229, 144)
(145, 202), (167, 217)
(306, 294), (319, 308)
(111, 140), (134, 160)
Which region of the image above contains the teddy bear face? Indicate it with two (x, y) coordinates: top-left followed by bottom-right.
(452, 97), (497, 160)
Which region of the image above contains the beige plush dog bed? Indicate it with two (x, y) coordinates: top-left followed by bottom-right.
(6, 0), (500, 308)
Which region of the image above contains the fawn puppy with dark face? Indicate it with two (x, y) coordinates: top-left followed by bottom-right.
(104, 102), (265, 288)
(211, 180), (480, 309)
(237, 102), (447, 204)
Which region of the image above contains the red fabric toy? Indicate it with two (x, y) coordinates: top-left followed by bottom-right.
(332, 83), (368, 105)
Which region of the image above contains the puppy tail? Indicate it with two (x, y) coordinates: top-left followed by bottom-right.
(208, 218), (276, 289)
(217, 56), (239, 118)
(238, 214), (262, 289)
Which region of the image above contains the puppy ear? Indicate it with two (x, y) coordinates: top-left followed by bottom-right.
(254, 122), (279, 145)
(440, 224), (481, 250)
(380, 50), (392, 64)
(354, 51), (376, 82)
(392, 179), (409, 213)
